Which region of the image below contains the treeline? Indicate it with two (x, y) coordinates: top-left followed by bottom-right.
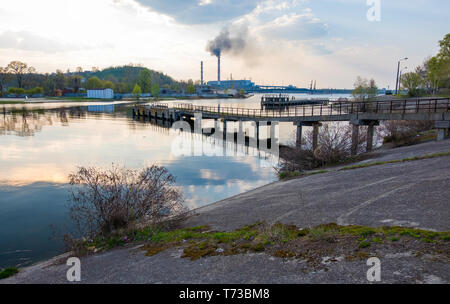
(400, 33), (450, 96)
(0, 62), (196, 96)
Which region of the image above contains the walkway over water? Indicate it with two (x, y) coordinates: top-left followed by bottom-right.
(134, 97), (450, 155)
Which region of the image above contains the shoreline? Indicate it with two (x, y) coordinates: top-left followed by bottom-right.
(2, 139), (449, 283)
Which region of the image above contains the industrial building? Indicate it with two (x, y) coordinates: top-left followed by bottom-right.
(87, 88), (114, 99)
(207, 80), (255, 91)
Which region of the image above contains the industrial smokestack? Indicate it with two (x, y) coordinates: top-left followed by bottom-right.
(201, 61), (204, 85)
(206, 28), (247, 85)
(217, 53), (221, 83)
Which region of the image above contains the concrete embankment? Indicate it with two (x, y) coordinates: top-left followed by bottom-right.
(2, 140), (450, 284)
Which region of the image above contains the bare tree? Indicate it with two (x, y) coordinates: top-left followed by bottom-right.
(68, 164), (186, 238)
(0, 66), (11, 96)
(6, 61), (36, 88)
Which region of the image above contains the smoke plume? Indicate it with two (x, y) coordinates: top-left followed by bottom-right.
(206, 28), (247, 57)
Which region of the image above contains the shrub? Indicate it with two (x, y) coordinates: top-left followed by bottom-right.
(380, 120), (434, 147)
(8, 87), (25, 95)
(25, 87), (44, 95)
(277, 122), (368, 178)
(67, 164), (186, 239)
(0, 267), (19, 279)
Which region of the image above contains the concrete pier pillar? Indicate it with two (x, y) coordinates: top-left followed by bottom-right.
(255, 121), (260, 148)
(194, 112), (202, 134)
(223, 120), (228, 140)
(351, 124), (360, 156)
(435, 121), (450, 141)
(296, 124), (302, 150)
(366, 122), (376, 152)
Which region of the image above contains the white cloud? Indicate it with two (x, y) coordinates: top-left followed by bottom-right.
(258, 12), (328, 41)
(134, 0), (260, 24)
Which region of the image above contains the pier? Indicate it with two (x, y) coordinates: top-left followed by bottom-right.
(261, 94), (329, 109)
(134, 97), (450, 155)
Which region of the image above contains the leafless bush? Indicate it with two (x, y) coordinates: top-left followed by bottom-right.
(380, 120), (434, 147)
(277, 123), (367, 176)
(304, 123), (366, 163)
(68, 164), (186, 239)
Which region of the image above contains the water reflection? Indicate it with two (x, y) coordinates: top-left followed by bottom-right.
(0, 103), (278, 267)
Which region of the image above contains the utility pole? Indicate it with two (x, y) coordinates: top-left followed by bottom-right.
(395, 57), (408, 95)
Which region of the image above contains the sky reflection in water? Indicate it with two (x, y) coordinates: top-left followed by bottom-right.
(0, 99), (283, 267)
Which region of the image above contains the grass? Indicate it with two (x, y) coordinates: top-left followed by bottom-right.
(279, 170), (329, 180)
(76, 222), (450, 265)
(0, 267), (19, 280)
(0, 100), (31, 104)
(278, 151), (450, 180)
(339, 151), (450, 171)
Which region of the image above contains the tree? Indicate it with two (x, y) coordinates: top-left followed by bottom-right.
(137, 69), (152, 93)
(132, 83), (142, 99)
(86, 77), (104, 89)
(186, 83), (195, 94)
(0, 67), (11, 96)
(400, 72), (424, 97)
(54, 70), (67, 90)
(151, 83), (160, 99)
(352, 77), (378, 100)
(426, 33), (450, 94)
(70, 76), (83, 93)
(6, 61), (35, 88)
(438, 33), (450, 58)
(103, 80), (114, 89)
(114, 82), (127, 94)
(367, 79), (378, 99)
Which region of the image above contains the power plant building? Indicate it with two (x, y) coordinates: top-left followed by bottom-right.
(207, 80), (255, 90)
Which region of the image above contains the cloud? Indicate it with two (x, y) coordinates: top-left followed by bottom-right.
(258, 11), (328, 41)
(134, 0), (260, 24)
(0, 31), (73, 53)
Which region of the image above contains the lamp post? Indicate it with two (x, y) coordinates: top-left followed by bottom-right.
(398, 67), (408, 94)
(395, 57), (408, 95)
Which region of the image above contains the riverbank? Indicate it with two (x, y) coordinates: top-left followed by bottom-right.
(2, 139), (449, 283)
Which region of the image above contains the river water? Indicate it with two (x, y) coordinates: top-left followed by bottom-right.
(0, 93), (350, 268)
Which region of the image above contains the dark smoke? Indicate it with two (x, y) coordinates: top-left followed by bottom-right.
(206, 28), (247, 57)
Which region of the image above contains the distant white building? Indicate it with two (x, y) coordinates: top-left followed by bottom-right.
(87, 88), (114, 99)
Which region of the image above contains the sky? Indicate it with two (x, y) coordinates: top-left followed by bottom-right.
(0, 0), (448, 89)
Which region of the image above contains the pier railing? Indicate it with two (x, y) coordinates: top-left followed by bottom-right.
(161, 98), (450, 118)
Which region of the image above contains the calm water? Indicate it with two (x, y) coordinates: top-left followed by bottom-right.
(0, 94), (350, 268)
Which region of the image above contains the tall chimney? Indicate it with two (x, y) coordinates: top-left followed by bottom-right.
(217, 53), (221, 84)
(201, 61), (204, 85)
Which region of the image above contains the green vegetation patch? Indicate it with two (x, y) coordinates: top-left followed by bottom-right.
(339, 151), (450, 171)
(76, 222), (450, 269)
(0, 267), (19, 280)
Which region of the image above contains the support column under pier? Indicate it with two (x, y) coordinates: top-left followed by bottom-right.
(435, 121), (450, 141)
(351, 124), (360, 156)
(296, 124), (302, 150)
(366, 122), (375, 152)
(351, 119), (379, 155)
(294, 121), (321, 151)
(312, 123), (322, 151)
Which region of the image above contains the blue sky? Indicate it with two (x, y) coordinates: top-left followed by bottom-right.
(0, 0), (448, 88)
